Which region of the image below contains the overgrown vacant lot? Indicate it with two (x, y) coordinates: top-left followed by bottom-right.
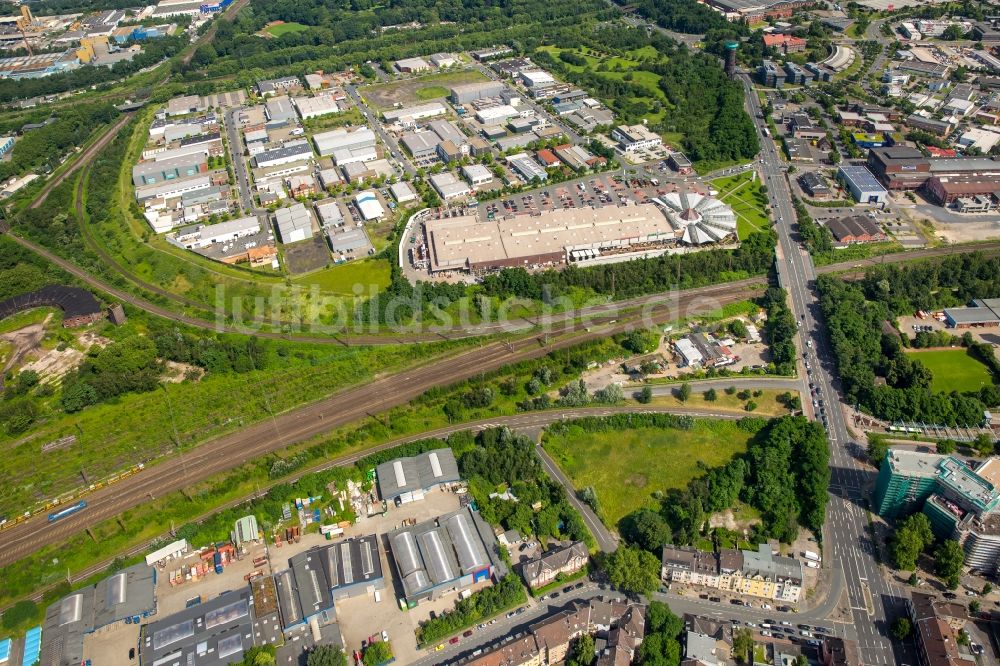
(361, 70), (487, 110)
(906, 348), (994, 394)
(542, 420), (751, 528)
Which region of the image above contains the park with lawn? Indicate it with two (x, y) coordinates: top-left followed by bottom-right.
(535, 44), (671, 126)
(712, 171), (772, 241)
(542, 418), (752, 528)
(906, 348), (995, 394)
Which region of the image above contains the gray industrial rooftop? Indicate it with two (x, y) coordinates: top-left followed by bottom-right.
(387, 506), (502, 601)
(376, 448), (460, 501)
(142, 589), (253, 666)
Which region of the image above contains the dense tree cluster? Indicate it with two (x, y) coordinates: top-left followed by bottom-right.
(307, 645), (348, 666)
(599, 545), (662, 597)
(762, 287), (797, 376)
(935, 539), (965, 590)
(658, 415), (825, 544)
(641, 48), (760, 163)
(461, 428), (594, 546)
(549, 414), (827, 550)
(416, 574), (526, 644)
(890, 513), (933, 571)
(362, 641), (392, 666)
(636, 602), (685, 666)
(791, 197), (834, 256)
(529, 28), (758, 165)
(61, 336), (163, 412)
(0, 237), (68, 300)
(859, 254), (992, 308)
(743, 416), (830, 541)
(619, 0), (738, 34)
(179, 0), (611, 82)
(817, 258), (1000, 425)
(152, 327), (269, 374)
(0, 102), (118, 182)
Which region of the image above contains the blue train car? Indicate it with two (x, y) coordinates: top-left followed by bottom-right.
(48, 500), (87, 523)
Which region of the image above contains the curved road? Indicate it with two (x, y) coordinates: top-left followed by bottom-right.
(1, 404), (751, 611)
(8, 214), (1000, 346)
(0, 282), (761, 567)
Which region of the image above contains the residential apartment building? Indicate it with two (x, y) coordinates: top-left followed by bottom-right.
(907, 592), (975, 666)
(463, 597), (643, 666)
(661, 544), (803, 603)
(876, 450), (1000, 574)
(520, 541), (588, 589)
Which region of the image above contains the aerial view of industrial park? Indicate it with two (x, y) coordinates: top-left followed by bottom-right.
(6, 0), (1000, 664)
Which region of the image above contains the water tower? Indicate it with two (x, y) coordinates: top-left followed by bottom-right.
(724, 41), (738, 78)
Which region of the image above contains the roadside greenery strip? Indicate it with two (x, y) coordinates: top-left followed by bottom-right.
(0, 337), (627, 617)
(817, 254), (1000, 426)
(545, 413), (829, 549)
(416, 574), (527, 646)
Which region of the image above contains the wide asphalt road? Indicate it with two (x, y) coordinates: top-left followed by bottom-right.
(742, 74), (906, 666)
(420, 571), (853, 666)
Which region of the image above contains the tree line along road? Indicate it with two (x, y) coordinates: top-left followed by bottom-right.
(0, 404), (747, 615)
(0, 281), (763, 567)
(7, 209), (1000, 346)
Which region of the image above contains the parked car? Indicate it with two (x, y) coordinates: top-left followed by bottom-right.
(449, 637), (460, 645)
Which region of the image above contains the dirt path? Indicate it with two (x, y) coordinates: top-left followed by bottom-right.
(0, 320), (48, 386)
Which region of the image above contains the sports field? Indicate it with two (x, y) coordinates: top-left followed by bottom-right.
(264, 22), (308, 36)
(542, 420), (751, 528)
(907, 348), (994, 393)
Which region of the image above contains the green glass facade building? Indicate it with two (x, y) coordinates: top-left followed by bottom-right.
(873, 450), (943, 520)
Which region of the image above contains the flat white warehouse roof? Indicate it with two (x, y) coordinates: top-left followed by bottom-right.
(426, 203), (674, 271)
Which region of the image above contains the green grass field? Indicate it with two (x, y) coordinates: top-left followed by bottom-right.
(535, 45), (671, 125)
(362, 70), (488, 110)
(906, 348), (995, 393)
(543, 420), (752, 528)
(291, 259), (392, 294)
(265, 22), (308, 36)
(415, 85), (450, 100)
(712, 172), (771, 240)
(0, 307), (61, 334)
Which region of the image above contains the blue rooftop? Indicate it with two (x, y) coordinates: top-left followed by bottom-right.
(21, 627), (41, 666)
(838, 165), (887, 193)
